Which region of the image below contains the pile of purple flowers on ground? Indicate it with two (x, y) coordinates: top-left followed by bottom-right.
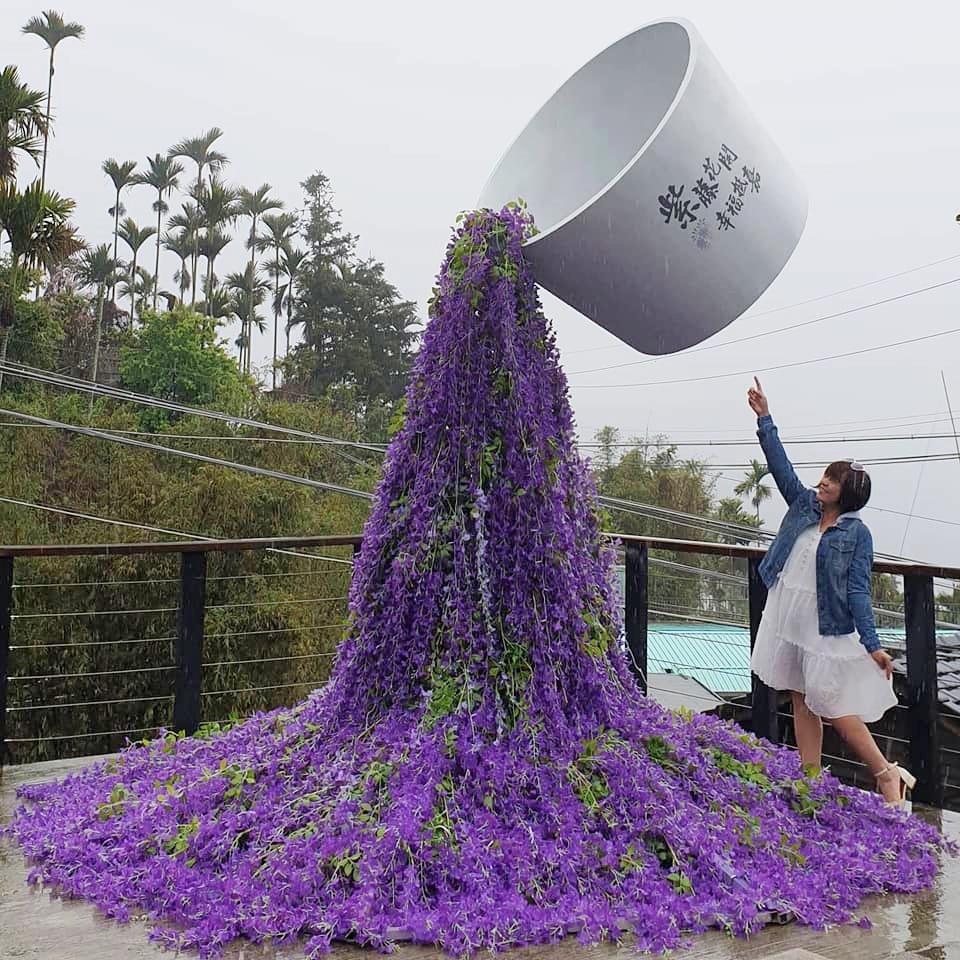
(7, 207), (945, 958)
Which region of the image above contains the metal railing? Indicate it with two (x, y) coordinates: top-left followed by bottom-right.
(1, 532), (957, 808)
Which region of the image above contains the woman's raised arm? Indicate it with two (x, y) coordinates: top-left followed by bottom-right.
(748, 378), (806, 506)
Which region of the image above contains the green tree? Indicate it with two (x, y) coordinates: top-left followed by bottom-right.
(118, 305), (250, 422)
(76, 243), (117, 401)
(198, 286), (241, 325)
(0, 296), (63, 375)
(713, 496), (761, 544)
(134, 153), (183, 310)
(734, 459), (771, 521)
(287, 173), (415, 405)
(592, 426), (622, 482)
(117, 217), (156, 321)
(21, 10), (85, 189)
(256, 211), (297, 384)
(120, 265), (157, 320)
(195, 177), (239, 313)
(0, 179), (79, 384)
(285, 171), (354, 362)
(936, 584), (960, 626)
(226, 262), (269, 372)
(594, 439), (716, 621)
(196, 226), (232, 305)
(0, 387), (372, 762)
(169, 128), (227, 307)
(238, 185), (282, 374)
(0, 65), (47, 182)
(162, 228), (193, 304)
(101, 158), (137, 303)
(278, 244), (309, 361)
(166, 202), (202, 300)
(871, 573), (905, 629)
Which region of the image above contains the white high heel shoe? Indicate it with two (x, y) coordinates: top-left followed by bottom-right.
(875, 762), (916, 811)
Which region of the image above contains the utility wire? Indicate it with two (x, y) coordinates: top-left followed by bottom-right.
(568, 275), (960, 375)
(564, 252), (960, 356)
(573, 325), (960, 389)
(5, 420), (959, 450)
(0, 496), (355, 567)
(579, 432), (960, 448)
(590, 409), (953, 437)
(0, 407), (375, 501)
(0, 361), (385, 456)
(0, 421), (389, 449)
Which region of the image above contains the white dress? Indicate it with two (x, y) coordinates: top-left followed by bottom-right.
(750, 524), (897, 722)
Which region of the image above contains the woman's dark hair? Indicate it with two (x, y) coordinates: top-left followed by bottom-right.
(824, 460), (872, 512)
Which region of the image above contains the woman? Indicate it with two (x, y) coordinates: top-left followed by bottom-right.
(747, 377), (913, 808)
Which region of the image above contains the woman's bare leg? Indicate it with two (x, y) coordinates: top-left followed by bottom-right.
(791, 691), (823, 769)
(829, 714), (900, 802)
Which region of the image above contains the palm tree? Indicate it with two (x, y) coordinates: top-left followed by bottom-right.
(167, 202), (202, 307)
(734, 459), (772, 521)
(120, 266), (156, 320)
(134, 154), (183, 310)
(198, 287), (241, 327)
(0, 179), (77, 386)
(279, 244), (309, 362)
(76, 243), (117, 406)
(169, 128), (227, 307)
(195, 178), (239, 312)
(101, 158), (137, 303)
(21, 10), (85, 189)
(0, 65), (47, 183)
(163, 229), (193, 304)
(226, 263), (270, 372)
(256, 211), (297, 386)
(238, 185), (281, 374)
(117, 217), (156, 321)
(196, 227), (232, 306)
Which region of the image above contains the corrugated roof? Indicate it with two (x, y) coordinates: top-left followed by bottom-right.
(648, 624), (751, 696)
(644, 625), (960, 713)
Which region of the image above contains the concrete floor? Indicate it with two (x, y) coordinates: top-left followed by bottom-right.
(2, 758), (959, 960)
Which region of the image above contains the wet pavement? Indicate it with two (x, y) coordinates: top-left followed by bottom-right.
(2, 758), (959, 960)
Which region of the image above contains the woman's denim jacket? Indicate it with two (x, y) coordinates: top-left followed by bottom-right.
(756, 415), (880, 653)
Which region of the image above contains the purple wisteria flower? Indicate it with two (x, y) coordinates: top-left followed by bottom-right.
(4, 206), (947, 959)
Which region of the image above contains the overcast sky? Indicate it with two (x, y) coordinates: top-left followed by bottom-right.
(4, 0), (960, 568)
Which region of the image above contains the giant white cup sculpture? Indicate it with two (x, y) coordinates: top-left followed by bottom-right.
(478, 18), (808, 355)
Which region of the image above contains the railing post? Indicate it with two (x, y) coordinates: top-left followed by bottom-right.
(625, 543), (648, 694)
(748, 557), (777, 742)
(173, 551), (207, 736)
(904, 573), (942, 806)
(0, 556), (13, 766)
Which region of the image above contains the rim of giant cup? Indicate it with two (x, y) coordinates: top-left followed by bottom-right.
(476, 17), (701, 247)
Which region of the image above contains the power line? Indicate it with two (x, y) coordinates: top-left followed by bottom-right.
(564, 253), (960, 358)
(580, 432), (960, 448)
(584, 409), (953, 438)
(0, 496), (355, 566)
(573, 325), (960, 389)
(5, 420), (957, 451)
(8, 419), (959, 450)
(0, 407), (375, 501)
(0, 361), (386, 458)
(600, 493), (957, 570)
(569, 275), (960, 375)
(0, 422), (388, 448)
(701, 453), (960, 468)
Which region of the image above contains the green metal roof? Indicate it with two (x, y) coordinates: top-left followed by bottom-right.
(647, 624), (752, 695)
(645, 625), (941, 698)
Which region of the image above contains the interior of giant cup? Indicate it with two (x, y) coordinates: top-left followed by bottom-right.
(478, 21), (691, 234)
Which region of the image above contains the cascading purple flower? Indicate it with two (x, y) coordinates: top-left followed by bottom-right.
(4, 207), (947, 959)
